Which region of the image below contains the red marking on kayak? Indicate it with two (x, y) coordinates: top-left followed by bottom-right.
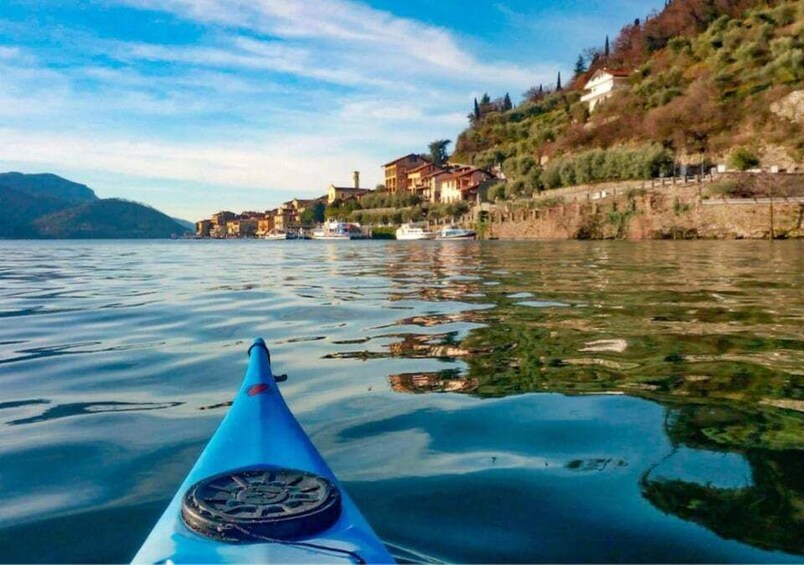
(247, 384), (268, 396)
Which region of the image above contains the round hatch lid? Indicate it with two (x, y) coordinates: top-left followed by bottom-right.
(181, 466), (342, 543)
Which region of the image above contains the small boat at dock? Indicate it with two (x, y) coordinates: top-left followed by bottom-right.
(311, 220), (369, 240)
(437, 225), (476, 240)
(395, 223), (435, 240)
(263, 229), (297, 240)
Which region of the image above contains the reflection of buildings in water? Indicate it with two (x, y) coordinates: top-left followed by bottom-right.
(388, 333), (470, 358)
(388, 372), (479, 394)
(392, 311), (482, 328)
(433, 240), (480, 278)
(382, 241), (484, 302)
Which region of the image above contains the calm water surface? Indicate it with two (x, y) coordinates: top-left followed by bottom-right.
(0, 240), (801, 563)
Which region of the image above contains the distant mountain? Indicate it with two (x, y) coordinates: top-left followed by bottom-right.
(171, 217), (195, 232)
(34, 198), (187, 239)
(0, 172), (189, 239)
(0, 172), (97, 204)
(0, 186), (75, 238)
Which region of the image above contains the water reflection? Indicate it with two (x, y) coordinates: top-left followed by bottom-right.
(642, 448), (803, 555)
(365, 241), (803, 557)
(4, 400), (184, 426)
(388, 371), (479, 394)
(0, 240), (800, 562)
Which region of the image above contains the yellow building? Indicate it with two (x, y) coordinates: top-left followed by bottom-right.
(407, 163), (447, 201)
(211, 211), (235, 228)
(328, 171), (372, 204)
(422, 170), (452, 203)
(274, 206), (297, 231)
(439, 168), (494, 203)
(226, 219), (258, 237)
(257, 215), (275, 236)
(195, 219), (212, 237)
(383, 154), (429, 193)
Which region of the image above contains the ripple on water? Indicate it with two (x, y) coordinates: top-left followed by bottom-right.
(0, 240), (801, 562)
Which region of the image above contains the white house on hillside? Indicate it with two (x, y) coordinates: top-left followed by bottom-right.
(580, 68), (630, 112)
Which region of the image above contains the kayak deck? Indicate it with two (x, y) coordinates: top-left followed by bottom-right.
(133, 339), (393, 563)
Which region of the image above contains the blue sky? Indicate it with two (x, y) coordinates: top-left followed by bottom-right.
(0, 0), (662, 220)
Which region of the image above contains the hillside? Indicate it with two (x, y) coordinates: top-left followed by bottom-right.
(0, 173), (188, 239)
(453, 0), (803, 199)
(0, 172), (97, 204)
(0, 186), (77, 238)
(171, 217), (195, 232)
(34, 199), (187, 239)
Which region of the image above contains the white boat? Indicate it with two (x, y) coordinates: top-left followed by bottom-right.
(437, 225), (476, 240)
(396, 223), (436, 240)
(311, 220), (369, 240)
(262, 229), (297, 240)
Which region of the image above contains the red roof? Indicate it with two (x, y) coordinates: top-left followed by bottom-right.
(382, 154), (429, 168)
(408, 162), (435, 173)
(599, 67), (630, 77)
(421, 169), (451, 180)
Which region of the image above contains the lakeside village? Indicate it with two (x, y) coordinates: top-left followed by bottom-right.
(194, 70), (640, 241)
(196, 66), (804, 241)
(194, 155), (498, 241)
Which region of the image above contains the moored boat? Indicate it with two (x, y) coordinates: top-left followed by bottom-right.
(134, 339), (392, 564)
(311, 220), (369, 240)
(437, 225), (476, 240)
(395, 223), (435, 240)
(263, 229), (298, 240)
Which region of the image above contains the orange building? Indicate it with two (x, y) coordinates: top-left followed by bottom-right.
(383, 154), (429, 193)
(257, 214), (275, 236)
(439, 167), (494, 203)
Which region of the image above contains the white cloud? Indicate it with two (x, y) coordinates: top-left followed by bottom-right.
(116, 0), (546, 88)
(0, 45), (22, 59)
(1, 0), (565, 217)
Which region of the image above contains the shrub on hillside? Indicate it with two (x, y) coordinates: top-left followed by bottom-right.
(428, 202), (469, 219)
(706, 178), (754, 198)
(543, 144), (673, 188)
(486, 181), (507, 202)
(325, 198), (362, 219)
(728, 147), (760, 170)
(360, 192), (421, 209)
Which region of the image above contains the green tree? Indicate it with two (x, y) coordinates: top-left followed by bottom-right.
(503, 92), (513, 111)
(473, 98), (481, 121)
(556, 71), (562, 91)
(325, 198), (362, 220)
(428, 139), (451, 167)
(300, 201), (325, 225)
(605, 35), (610, 58)
(574, 55), (587, 76)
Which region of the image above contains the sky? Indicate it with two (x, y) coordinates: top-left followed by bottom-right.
(0, 0), (663, 220)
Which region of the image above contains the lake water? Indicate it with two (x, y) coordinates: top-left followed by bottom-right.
(0, 240), (801, 563)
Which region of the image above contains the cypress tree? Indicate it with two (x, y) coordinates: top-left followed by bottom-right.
(556, 71), (562, 91)
(574, 55), (586, 76)
(539, 84), (543, 95)
(604, 35), (610, 58)
(503, 92), (512, 111)
(473, 97), (480, 120)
